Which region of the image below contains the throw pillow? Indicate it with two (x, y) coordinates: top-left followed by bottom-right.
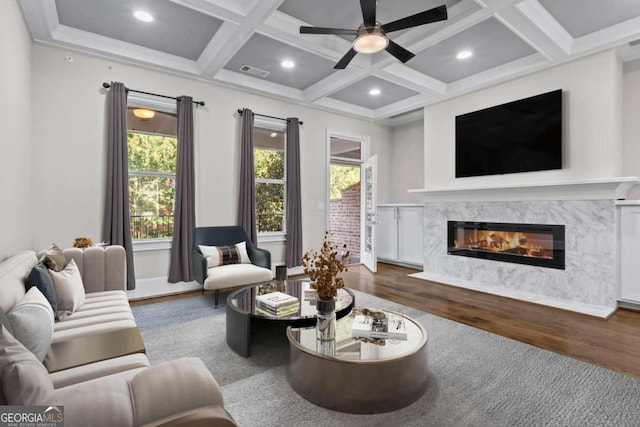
(25, 262), (58, 315)
(40, 243), (67, 272)
(6, 287), (55, 362)
(199, 241), (251, 269)
(0, 325), (55, 406)
(49, 259), (85, 320)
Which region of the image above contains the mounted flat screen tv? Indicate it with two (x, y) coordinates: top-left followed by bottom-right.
(455, 89), (562, 178)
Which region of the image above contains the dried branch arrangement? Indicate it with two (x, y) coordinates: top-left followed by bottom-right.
(302, 231), (349, 299)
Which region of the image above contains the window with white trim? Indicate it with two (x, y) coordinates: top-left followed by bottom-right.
(127, 106), (177, 240)
(254, 122), (286, 234)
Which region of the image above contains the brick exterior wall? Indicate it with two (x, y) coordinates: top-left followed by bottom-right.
(330, 181), (360, 260)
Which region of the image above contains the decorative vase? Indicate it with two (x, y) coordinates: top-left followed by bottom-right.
(315, 296), (336, 357)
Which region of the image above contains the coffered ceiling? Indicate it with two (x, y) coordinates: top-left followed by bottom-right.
(17, 0), (640, 125)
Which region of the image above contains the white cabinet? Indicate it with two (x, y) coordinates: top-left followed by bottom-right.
(377, 204), (424, 267)
(619, 205), (640, 305)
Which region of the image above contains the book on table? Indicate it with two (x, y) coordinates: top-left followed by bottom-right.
(255, 291), (299, 308)
(351, 314), (408, 340)
(255, 303), (300, 317)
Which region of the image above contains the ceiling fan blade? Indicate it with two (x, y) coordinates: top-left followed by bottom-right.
(334, 48), (358, 69)
(300, 26), (358, 35)
(381, 5), (447, 33)
(386, 40), (415, 63)
(360, 0), (377, 27)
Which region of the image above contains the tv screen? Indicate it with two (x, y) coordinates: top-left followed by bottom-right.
(455, 89), (562, 178)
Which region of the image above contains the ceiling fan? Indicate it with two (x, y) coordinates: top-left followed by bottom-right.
(300, 0), (448, 69)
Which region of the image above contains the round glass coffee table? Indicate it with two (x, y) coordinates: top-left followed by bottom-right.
(226, 280), (354, 357)
(286, 308), (428, 413)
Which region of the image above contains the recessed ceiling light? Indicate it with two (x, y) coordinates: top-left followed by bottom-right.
(369, 88), (381, 96)
(281, 60), (295, 69)
(133, 11), (154, 23)
(456, 50), (473, 60)
(270, 132), (278, 138)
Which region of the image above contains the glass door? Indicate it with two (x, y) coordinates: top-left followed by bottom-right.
(361, 155), (377, 273)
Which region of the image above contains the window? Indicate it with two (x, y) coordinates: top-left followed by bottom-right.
(127, 107), (177, 240)
(254, 123), (286, 234)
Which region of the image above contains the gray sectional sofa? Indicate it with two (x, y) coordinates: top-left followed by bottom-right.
(0, 246), (236, 427)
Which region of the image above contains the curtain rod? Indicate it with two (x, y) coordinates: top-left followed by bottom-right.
(102, 82), (205, 107)
(237, 109), (303, 125)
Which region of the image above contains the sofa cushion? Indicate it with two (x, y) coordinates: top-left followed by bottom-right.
(49, 259), (85, 319)
(40, 243), (67, 272)
(0, 309), (12, 335)
(55, 368), (143, 427)
(0, 325), (55, 405)
(199, 241), (251, 268)
(52, 319), (138, 344)
(0, 251), (37, 313)
(50, 353), (150, 389)
(25, 262), (58, 315)
(7, 287), (55, 362)
(203, 263), (273, 290)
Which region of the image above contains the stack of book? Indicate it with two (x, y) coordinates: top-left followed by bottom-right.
(351, 314), (408, 340)
(255, 291), (299, 317)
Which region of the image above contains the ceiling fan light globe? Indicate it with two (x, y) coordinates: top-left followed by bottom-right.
(353, 33), (388, 54)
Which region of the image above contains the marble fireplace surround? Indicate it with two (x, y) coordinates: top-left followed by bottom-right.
(408, 177), (639, 318)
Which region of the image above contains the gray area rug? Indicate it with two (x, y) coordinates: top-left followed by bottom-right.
(132, 291), (640, 427)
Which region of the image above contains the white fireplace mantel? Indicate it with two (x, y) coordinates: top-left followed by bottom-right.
(409, 177), (639, 202)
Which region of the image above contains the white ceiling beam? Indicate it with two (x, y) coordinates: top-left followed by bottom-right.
(259, 11), (370, 69)
(373, 64), (447, 96)
(496, 0), (570, 61)
(198, 0), (284, 78)
(17, 0), (59, 41)
(169, 0), (244, 24)
(214, 69), (304, 101)
(311, 98), (375, 121)
(447, 52), (546, 95)
(303, 70), (369, 103)
(374, 94), (435, 120)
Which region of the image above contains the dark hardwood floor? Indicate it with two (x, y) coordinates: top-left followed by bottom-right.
(131, 262), (640, 379)
(343, 263), (640, 379)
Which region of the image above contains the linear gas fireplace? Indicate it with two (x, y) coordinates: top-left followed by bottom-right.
(448, 221), (565, 269)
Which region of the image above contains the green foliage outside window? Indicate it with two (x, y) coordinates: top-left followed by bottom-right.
(254, 147), (285, 233)
(330, 163), (360, 199)
(128, 132), (177, 239)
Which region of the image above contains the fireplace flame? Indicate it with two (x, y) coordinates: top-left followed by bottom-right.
(454, 230), (551, 259)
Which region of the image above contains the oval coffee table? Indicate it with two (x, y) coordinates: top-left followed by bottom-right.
(286, 308), (428, 413)
(226, 280), (354, 357)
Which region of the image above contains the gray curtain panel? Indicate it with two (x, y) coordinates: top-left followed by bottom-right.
(103, 81), (136, 290)
(237, 108), (257, 245)
(285, 118), (302, 267)
(168, 96), (195, 283)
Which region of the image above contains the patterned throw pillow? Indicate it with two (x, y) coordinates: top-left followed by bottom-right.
(40, 243), (67, 272)
(199, 241), (251, 268)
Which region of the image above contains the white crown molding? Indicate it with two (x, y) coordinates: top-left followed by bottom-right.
(52, 26), (201, 74)
(379, 109), (424, 127)
(618, 43), (640, 63)
(214, 68), (304, 101)
(571, 16), (640, 57)
(169, 0), (245, 24)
